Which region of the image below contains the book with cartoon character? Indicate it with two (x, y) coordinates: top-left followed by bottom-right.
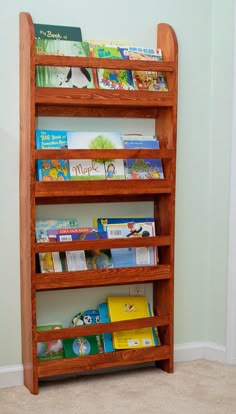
(63, 309), (104, 357)
(35, 129), (70, 182)
(37, 324), (64, 361)
(96, 216), (158, 268)
(67, 131), (125, 180)
(91, 45), (134, 90)
(35, 39), (94, 88)
(36, 218), (79, 273)
(107, 296), (156, 349)
(118, 46), (168, 91)
(121, 134), (164, 179)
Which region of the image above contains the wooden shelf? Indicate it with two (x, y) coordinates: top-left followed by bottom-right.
(20, 11), (178, 394)
(37, 345), (171, 378)
(35, 265), (171, 291)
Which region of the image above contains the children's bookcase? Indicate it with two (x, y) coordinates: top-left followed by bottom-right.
(19, 11), (178, 394)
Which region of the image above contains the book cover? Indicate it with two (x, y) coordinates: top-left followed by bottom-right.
(34, 23), (82, 41)
(49, 227), (108, 272)
(37, 324), (64, 361)
(121, 135), (164, 179)
(119, 46), (168, 91)
(85, 249), (113, 270)
(36, 218), (79, 242)
(64, 309), (104, 357)
(35, 129), (70, 182)
(35, 39), (94, 88)
(63, 335), (103, 357)
(98, 302), (115, 353)
(107, 296), (155, 349)
(91, 45), (134, 90)
(96, 217), (157, 268)
(108, 296), (149, 321)
(36, 218), (79, 273)
(98, 301), (160, 352)
(67, 131), (125, 180)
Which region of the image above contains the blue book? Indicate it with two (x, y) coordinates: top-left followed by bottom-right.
(98, 303), (115, 353)
(96, 217), (158, 268)
(35, 129), (70, 182)
(121, 135), (164, 179)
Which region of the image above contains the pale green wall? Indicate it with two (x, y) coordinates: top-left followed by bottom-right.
(0, 0), (234, 367)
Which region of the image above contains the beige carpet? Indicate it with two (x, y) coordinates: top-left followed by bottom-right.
(1, 360), (236, 413)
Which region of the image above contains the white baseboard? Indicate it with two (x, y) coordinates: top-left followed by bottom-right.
(0, 342), (227, 389)
(0, 365), (23, 389)
(174, 341), (226, 363)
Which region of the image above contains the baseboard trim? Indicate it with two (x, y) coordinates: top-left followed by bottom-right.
(0, 365), (23, 389)
(174, 341), (226, 363)
(0, 342), (227, 388)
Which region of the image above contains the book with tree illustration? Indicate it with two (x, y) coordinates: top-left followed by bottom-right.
(34, 23), (82, 41)
(37, 324), (64, 361)
(96, 216), (158, 268)
(91, 45), (134, 90)
(118, 46), (168, 91)
(35, 129), (70, 182)
(107, 296), (156, 349)
(67, 131), (125, 180)
(35, 39), (94, 88)
(121, 134), (164, 179)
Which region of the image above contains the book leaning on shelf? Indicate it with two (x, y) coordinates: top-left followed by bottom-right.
(90, 45), (134, 90)
(35, 38), (95, 88)
(34, 23), (82, 41)
(35, 218), (79, 273)
(67, 131), (125, 180)
(35, 129), (70, 182)
(96, 216), (158, 268)
(118, 46), (168, 92)
(107, 296), (157, 349)
(121, 134), (164, 179)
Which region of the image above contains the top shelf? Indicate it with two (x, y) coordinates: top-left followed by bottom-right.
(20, 12), (178, 117)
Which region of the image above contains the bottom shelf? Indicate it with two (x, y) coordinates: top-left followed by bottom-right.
(37, 345), (171, 378)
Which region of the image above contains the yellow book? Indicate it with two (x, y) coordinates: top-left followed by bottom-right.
(107, 296), (150, 321)
(107, 296), (155, 349)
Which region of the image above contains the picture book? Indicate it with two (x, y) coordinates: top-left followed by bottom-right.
(37, 324), (64, 361)
(53, 228), (109, 271)
(85, 249), (113, 270)
(36, 218), (79, 242)
(118, 46), (168, 91)
(96, 217), (158, 268)
(91, 45), (134, 90)
(53, 227), (108, 241)
(34, 23), (82, 41)
(64, 309), (104, 357)
(67, 131), (125, 180)
(107, 295), (149, 321)
(98, 302), (115, 353)
(35, 39), (94, 88)
(70, 309), (101, 327)
(35, 129), (70, 182)
(63, 335), (103, 357)
(121, 135), (164, 179)
(36, 218), (79, 273)
(107, 296), (155, 349)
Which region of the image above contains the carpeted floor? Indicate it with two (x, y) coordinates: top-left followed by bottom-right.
(1, 360), (236, 413)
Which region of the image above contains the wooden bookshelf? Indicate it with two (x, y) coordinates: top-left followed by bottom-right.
(19, 11), (178, 394)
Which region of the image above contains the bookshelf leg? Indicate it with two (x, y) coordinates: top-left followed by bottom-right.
(155, 358), (173, 373)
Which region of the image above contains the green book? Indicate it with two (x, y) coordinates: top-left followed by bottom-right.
(37, 324), (64, 361)
(35, 39), (94, 88)
(34, 23), (82, 41)
(63, 335), (104, 357)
